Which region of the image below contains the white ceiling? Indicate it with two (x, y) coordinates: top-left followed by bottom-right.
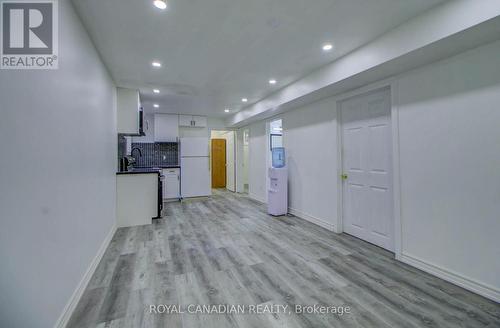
(73, 0), (445, 118)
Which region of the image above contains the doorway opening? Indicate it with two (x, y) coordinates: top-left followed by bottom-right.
(235, 128), (250, 194)
(269, 119), (283, 152)
(211, 130), (235, 191)
(242, 129), (249, 194)
(239, 129), (250, 194)
(266, 119), (283, 199)
(268, 119), (283, 167)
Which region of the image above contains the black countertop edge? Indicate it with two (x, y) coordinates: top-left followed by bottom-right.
(133, 165), (181, 169)
(116, 170), (161, 175)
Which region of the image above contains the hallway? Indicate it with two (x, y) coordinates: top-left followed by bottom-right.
(68, 190), (500, 328)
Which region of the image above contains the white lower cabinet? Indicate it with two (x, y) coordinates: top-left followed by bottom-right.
(163, 168), (180, 199)
(116, 174), (157, 227)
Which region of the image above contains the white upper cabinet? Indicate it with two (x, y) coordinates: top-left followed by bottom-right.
(117, 87), (141, 135)
(179, 115), (192, 127)
(132, 114), (154, 143)
(179, 115), (207, 128)
(154, 114), (179, 142)
(192, 115), (207, 128)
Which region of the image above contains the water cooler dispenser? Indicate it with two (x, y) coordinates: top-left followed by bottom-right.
(268, 147), (288, 216)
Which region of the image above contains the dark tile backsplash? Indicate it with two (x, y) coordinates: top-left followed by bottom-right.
(117, 134), (127, 170)
(131, 142), (178, 167)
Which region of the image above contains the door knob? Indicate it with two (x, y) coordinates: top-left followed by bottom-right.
(341, 173), (348, 180)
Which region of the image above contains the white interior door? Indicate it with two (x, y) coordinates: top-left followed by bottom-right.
(341, 88), (394, 251)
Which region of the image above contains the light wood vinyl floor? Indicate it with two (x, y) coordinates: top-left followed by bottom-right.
(68, 189), (500, 328)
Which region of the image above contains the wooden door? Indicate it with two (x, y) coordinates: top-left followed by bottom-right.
(341, 87), (394, 251)
(211, 139), (226, 188)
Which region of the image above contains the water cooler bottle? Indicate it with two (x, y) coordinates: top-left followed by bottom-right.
(268, 148), (288, 216)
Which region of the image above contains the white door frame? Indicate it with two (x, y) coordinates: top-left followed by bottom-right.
(226, 130), (236, 192)
(211, 129), (236, 192)
(235, 128), (249, 193)
(335, 79), (402, 259)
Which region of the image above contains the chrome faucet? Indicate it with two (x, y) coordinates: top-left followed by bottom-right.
(131, 147), (142, 158)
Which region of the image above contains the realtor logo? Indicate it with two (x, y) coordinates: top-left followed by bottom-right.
(1, 0), (58, 69)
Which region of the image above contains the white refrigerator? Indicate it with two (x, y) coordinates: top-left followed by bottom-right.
(180, 137), (211, 198)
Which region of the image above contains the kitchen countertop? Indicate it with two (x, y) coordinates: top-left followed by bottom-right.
(116, 168), (162, 175)
(134, 165), (181, 169)
(116, 165), (180, 175)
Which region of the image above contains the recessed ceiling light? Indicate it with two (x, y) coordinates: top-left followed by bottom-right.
(153, 89), (160, 94)
(322, 43), (333, 51)
(241, 98), (248, 103)
(151, 61), (162, 68)
(224, 109), (230, 113)
(153, 104), (159, 108)
(153, 0), (167, 10)
(269, 79), (277, 85)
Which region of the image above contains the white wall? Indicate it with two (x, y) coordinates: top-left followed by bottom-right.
(246, 97), (338, 229)
(243, 135), (249, 186)
(0, 1), (117, 327)
(283, 100), (338, 230)
(396, 40), (500, 298)
(248, 122), (267, 202)
(245, 39), (500, 300)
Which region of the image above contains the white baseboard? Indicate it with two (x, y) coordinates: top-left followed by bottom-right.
(248, 193), (266, 204)
(54, 223), (117, 328)
(288, 207), (335, 232)
(400, 253), (500, 303)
